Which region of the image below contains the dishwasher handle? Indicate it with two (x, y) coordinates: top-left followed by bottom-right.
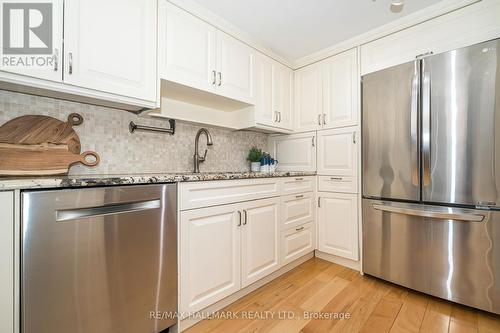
(56, 199), (161, 222)
(372, 203), (485, 222)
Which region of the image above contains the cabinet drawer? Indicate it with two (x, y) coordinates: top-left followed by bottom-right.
(281, 192), (315, 230)
(318, 176), (357, 194)
(179, 178), (280, 210)
(281, 176), (316, 195)
(281, 222), (315, 265)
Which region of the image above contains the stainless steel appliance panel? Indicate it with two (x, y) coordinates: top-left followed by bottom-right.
(22, 184), (177, 333)
(362, 199), (431, 293)
(422, 39), (500, 207)
(363, 199), (500, 314)
(362, 61), (421, 201)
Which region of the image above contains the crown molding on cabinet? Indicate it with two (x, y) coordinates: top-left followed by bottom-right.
(166, 0), (294, 69)
(292, 0), (480, 69)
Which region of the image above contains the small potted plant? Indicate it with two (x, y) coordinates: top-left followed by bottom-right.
(247, 146), (263, 172)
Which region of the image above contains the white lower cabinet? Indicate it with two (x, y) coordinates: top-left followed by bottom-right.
(180, 178), (318, 315)
(281, 192), (315, 230)
(318, 192), (359, 261)
(241, 198), (280, 288)
(281, 223), (315, 266)
(0, 191), (14, 333)
(180, 203), (241, 313)
(268, 132), (317, 172)
(180, 197), (280, 313)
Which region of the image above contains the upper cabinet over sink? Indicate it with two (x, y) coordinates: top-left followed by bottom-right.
(295, 48), (358, 132)
(159, 2), (254, 106)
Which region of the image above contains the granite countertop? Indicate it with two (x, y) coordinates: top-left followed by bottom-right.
(0, 171), (316, 191)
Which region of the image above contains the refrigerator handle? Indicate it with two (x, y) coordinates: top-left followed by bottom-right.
(410, 61), (420, 187)
(422, 60), (431, 186)
(372, 203), (485, 222)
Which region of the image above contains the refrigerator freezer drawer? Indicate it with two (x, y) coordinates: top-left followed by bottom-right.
(362, 199), (500, 315)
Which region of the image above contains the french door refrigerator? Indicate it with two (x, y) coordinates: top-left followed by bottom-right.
(362, 38), (500, 314)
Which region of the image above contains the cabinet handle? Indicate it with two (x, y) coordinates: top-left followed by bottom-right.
(68, 52), (73, 74)
(352, 132), (356, 144)
(295, 194), (304, 199)
(295, 178), (303, 181)
(274, 111), (278, 123)
(318, 197), (321, 208)
(312, 136), (315, 147)
(318, 114), (322, 126)
(53, 48), (58, 71)
(330, 177), (343, 181)
(218, 72), (222, 86)
(212, 70), (216, 85)
(278, 112), (282, 123)
(243, 210), (248, 225)
(237, 211), (242, 226)
(295, 226), (305, 231)
(323, 114), (326, 125)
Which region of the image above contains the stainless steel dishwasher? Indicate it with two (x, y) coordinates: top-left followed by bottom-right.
(21, 184), (177, 333)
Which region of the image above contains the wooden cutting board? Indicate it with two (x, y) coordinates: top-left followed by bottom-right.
(0, 143), (100, 176)
(0, 113), (83, 154)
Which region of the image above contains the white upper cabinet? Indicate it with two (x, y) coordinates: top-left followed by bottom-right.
(268, 132), (317, 172)
(253, 54), (293, 131)
(240, 198), (280, 288)
(64, 0), (157, 102)
(216, 31), (254, 104)
(295, 48), (358, 131)
(318, 192), (359, 260)
(360, 0), (500, 74)
(272, 62), (294, 130)
(0, 0), (64, 83)
(159, 2), (254, 105)
(159, 1), (216, 93)
(295, 63), (322, 132)
(317, 127), (358, 176)
(254, 53), (274, 126)
(322, 48), (358, 129)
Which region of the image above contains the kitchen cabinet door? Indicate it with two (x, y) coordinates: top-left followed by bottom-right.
(0, 0), (64, 83)
(216, 31), (254, 104)
(272, 62), (294, 130)
(322, 48), (358, 129)
(317, 127), (358, 176)
(294, 63), (322, 131)
(63, 0), (156, 102)
(0, 192), (14, 333)
(159, 1), (216, 94)
(253, 53), (274, 126)
(241, 198), (280, 288)
(268, 132), (317, 172)
(180, 204), (241, 313)
(318, 192), (358, 260)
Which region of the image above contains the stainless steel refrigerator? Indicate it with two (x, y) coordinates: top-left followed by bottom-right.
(362, 38), (500, 314)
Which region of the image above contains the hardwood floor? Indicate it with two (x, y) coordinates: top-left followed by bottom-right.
(184, 258), (500, 333)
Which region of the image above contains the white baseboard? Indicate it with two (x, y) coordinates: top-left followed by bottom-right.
(179, 251), (314, 331)
(314, 250), (361, 271)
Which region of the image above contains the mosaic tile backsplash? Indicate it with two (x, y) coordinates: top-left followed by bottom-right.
(0, 91), (269, 175)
